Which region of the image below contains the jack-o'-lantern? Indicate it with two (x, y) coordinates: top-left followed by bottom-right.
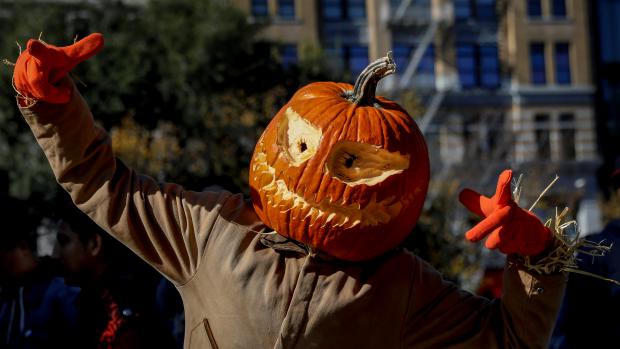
(249, 53), (429, 261)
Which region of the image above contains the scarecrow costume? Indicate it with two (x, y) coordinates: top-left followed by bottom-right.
(12, 33), (567, 348)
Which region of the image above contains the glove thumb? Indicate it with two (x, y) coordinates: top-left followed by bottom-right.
(62, 33), (105, 66)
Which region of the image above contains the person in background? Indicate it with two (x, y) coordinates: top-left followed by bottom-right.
(550, 157), (620, 349)
(0, 197), (79, 349)
(55, 199), (176, 349)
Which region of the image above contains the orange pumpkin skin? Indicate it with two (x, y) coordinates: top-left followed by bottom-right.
(249, 59), (429, 261)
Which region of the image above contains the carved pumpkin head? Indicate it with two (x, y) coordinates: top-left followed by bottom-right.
(249, 53), (429, 261)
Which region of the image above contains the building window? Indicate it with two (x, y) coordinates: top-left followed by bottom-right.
(551, 0), (566, 18)
(476, 0), (496, 21)
(347, 0), (366, 19)
(527, 0), (542, 18)
(530, 42), (546, 85)
(278, 0), (295, 19)
(326, 45), (369, 78)
(480, 44), (500, 88)
(454, 0), (472, 21)
(419, 45), (435, 77)
(392, 44), (413, 73)
(559, 113), (576, 160)
(252, 0), (269, 17)
(321, 0), (365, 21)
(535, 114), (551, 160)
(457, 44), (477, 88)
(280, 44), (298, 68)
(348, 45), (369, 78)
(322, 0), (343, 20)
(555, 42), (571, 84)
(457, 44), (499, 89)
(392, 43), (435, 84)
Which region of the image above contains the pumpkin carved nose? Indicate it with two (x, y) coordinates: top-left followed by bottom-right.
(325, 140), (409, 186)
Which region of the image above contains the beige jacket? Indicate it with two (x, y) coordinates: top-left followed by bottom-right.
(19, 81), (566, 349)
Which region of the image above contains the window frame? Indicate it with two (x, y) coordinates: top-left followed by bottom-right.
(456, 43), (500, 89)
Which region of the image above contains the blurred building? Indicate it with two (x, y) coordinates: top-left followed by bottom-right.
(233, 0), (600, 230)
(5, 0), (605, 231)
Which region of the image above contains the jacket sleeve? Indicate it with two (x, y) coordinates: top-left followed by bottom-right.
(402, 255), (567, 349)
(18, 79), (261, 285)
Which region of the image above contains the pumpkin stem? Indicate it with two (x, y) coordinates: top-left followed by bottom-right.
(346, 51), (396, 105)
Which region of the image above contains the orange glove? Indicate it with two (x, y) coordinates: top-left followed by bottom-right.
(13, 33), (104, 104)
(459, 170), (553, 256)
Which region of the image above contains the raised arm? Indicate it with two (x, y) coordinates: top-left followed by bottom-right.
(13, 34), (260, 284)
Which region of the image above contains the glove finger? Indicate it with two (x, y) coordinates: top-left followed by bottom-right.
(15, 56), (47, 99)
(465, 205), (512, 242)
(26, 39), (52, 60)
(459, 189), (494, 217)
(493, 169), (513, 206)
(484, 227), (503, 250)
(62, 33), (104, 66)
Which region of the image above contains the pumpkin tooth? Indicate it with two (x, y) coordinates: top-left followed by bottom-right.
(308, 207), (321, 224)
(332, 213), (347, 227)
(272, 190), (285, 206)
(315, 210), (325, 220)
(348, 219), (361, 228)
(325, 212), (337, 223)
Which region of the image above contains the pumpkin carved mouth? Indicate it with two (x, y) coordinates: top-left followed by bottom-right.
(252, 151), (408, 229)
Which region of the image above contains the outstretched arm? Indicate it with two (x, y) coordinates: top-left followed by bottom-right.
(403, 255), (566, 348)
(403, 170), (566, 348)
(14, 34), (261, 284)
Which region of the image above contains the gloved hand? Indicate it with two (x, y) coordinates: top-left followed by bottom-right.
(459, 170), (553, 256)
(13, 33), (104, 104)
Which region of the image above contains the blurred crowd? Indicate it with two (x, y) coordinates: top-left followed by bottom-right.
(0, 192), (184, 349)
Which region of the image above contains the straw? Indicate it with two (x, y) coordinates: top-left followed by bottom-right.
(515, 175), (620, 285)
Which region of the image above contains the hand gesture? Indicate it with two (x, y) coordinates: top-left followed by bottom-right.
(13, 33), (104, 104)
(459, 170), (553, 256)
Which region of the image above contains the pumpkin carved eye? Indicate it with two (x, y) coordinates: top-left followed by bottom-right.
(277, 107), (322, 166)
(326, 141), (410, 186)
